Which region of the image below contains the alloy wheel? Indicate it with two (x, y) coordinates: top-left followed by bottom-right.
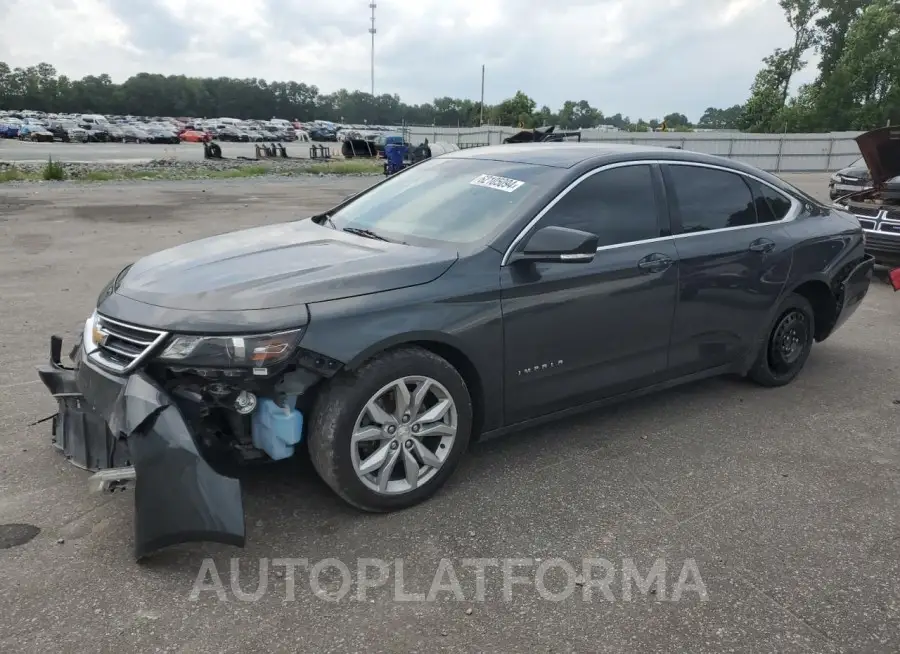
(350, 376), (458, 495)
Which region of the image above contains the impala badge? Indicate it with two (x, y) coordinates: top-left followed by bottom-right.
(516, 360), (564, 376)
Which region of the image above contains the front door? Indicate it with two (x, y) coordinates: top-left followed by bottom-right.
(501, 163), (679, 424)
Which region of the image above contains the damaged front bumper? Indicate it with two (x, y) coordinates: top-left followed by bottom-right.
(37, 335), (246, 560)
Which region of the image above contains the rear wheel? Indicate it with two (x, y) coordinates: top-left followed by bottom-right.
(747, 294), (815, 387)
(308, 347), (472, 512)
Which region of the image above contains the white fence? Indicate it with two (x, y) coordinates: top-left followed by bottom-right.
(402, 126), (864, 173)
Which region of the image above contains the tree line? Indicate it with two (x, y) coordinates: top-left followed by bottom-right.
(0, 63), (700, 131)
(741, 0), (899, 132)
(0, 0), (895, 133)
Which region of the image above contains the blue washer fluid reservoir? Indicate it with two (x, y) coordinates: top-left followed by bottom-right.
(251, 395), (303, 460)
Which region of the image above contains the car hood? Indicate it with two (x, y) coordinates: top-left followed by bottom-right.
(114, 219), (457, 311)
(835, 166), (870, 180)
(855, 126), (900, 185)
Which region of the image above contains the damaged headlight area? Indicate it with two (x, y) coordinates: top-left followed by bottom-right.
(158, 329), (303, 371)
(149, 328), (318, 465)
(39, 317), (336, 559)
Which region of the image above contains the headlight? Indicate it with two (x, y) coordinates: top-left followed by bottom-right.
(83, 310), (103, 355)
(157, 329), (303, 368)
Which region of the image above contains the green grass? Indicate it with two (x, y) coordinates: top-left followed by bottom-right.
(0, 166), (32, 182)
(42, 157), (67, 181)
(0, 157), (383, 184)
(308, 159), (384, 174)
(207, 165), (270, 179)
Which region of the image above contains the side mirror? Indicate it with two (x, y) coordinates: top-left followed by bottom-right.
(509, 225), (599, 264)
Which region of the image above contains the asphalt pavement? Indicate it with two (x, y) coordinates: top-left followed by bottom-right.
(0, 173), (897, 653)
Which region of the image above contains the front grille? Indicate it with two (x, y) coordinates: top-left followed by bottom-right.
(91, 315), (168, 373)
(848, 205), (882, 218)
(879, 221), (900, 235)
(863, 232), (900, 254)
(859, 219), (877, 230)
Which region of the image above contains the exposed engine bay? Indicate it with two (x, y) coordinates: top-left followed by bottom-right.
(840, 192), (900, 216)
(843, 125), (900, 214)
(147, 349), (336, 467)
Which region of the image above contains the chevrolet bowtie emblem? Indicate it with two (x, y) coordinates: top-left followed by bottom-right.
(92, 326), (108, 347)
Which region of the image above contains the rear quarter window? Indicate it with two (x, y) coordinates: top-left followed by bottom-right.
(748, 179), (794, 223)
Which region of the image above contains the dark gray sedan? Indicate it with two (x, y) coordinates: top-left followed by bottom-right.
(37, 143), (874, 559)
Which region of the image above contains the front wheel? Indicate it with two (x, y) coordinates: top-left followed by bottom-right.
(308, 347), (473, 512)
(747, 294), (815, 387)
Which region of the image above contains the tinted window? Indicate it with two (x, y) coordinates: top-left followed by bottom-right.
(327, 157), (566, 246)
(749, 179), (793, 223)
(538, 165), (661, 247)
(667, 165), (757, 232)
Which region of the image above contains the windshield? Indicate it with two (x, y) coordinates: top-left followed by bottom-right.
(327, 157), (564, 247)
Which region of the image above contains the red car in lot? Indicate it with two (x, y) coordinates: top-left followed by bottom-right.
(179, 129), (212, 143)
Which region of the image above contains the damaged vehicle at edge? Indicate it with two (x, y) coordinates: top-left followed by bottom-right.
(832, 126), (900, 267)
(37, 143), (875, 560)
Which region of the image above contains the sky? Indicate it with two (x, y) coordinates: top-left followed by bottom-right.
(0, 0), (820, 122)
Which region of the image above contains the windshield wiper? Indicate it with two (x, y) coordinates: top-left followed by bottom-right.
(342, 227), (392, 242)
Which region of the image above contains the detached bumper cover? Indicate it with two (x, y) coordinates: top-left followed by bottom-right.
(37, 336), (245, 559)
(831, 254), (876, 335)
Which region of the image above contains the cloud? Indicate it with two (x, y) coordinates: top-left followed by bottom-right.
(0, 0), (811, 121)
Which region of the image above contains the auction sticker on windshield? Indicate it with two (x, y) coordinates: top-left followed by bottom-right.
(470, 174), (525, 193)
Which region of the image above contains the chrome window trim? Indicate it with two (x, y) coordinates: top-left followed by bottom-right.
(500, 159), (803, 266)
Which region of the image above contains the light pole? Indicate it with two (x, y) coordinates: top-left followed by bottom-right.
(480, 65), (485, 126)
(368, 3), (376, 97)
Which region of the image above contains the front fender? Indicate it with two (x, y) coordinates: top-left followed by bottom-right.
(300, 267), (504, 431)
(344, 330), (479, 371)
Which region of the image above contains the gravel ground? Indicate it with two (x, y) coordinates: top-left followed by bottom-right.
(2, 157), (380, 181)
(1, 140), (371, 181)
(0, 139), (321, 164)
(0, 173), (898, 654)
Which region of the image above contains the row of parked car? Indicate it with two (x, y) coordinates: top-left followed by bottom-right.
(1, 109), (418, 146)
(0, 112), (309, 145)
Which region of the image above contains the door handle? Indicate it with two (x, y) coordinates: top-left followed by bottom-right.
(748, 238), (776, 253)
(637, 254), (673, 273)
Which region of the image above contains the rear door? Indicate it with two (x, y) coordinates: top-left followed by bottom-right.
(501, 162), (679, 423)
(661, 162), (796, 377)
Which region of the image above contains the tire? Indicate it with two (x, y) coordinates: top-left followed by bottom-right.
(308, 346), (473, 512)
(747, 293), (815, 387)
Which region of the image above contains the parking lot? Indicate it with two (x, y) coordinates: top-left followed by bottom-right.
(0, 172), (898, 653)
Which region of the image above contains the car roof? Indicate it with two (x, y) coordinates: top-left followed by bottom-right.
(444, 142), (681, 168)
(444, 142), (798, 189)
(448, 141), (777, 171)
